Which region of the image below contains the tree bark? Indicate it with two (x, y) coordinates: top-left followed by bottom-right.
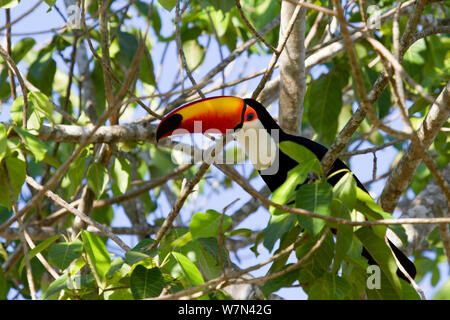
(380, 81), (450, 213)
(278, 1), (306, 135)
(396, 165), (450, 256)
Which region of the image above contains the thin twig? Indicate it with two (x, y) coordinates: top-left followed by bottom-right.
(304, 11), (324, 48)
(235, 0), (278, 52)
(340, 139), (405, 158)
(5, 9), (16, 100)
(365, 36), (450, 203)
(215, 162), (450, 227)
(218, 198), (240, 277)
(0, 45), (28, 127)
(252, 3), (303, 99)
(149, 162), (211, 249)
(26, 176), (131, 251)
(0, 0), (45, 32)
(151, 227), (329, 300)
(4, 164), (36, 300)
(98, 0), (115, 122)
(282, 0), (336, 16)
(80, 0), (162, 120)
(175, 0), (205, 99)
(385, 235), (426, 300)
(319, 0), (429, 183)
(163, 15), (281, 114)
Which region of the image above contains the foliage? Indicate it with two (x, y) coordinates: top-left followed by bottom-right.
(0, 0), (449, 300)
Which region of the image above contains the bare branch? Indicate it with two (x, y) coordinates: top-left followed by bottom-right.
(26, 176), (132, 251)
(4, 164), (36, 300)
(380, 81), (450, 212)
(278, 0), (307, 135)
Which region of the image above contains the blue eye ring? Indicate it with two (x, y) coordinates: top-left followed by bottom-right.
(246, 113), (255, 121)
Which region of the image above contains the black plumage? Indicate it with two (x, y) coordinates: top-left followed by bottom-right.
(244, 98), (416, 282)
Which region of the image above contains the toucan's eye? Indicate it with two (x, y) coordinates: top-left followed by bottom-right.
(246, 113), (255, 121)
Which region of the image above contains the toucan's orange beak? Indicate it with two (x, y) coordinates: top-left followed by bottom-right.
(156, 96), (245, 142)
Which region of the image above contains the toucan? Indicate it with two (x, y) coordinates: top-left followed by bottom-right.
(155, 96), (416, 282)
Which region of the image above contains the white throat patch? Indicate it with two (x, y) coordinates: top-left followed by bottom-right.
(233, 119), (278, 170)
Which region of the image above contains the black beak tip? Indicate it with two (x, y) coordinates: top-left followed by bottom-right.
(155, 113), (183, 143)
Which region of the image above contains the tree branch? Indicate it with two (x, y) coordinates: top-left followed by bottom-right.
(380, 81), (450, 212)
(278, 0), (307, 135)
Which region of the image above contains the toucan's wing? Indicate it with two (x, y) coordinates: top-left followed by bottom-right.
(282, 134), (369, 192)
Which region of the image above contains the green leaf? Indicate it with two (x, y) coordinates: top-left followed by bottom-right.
(134, 1), (161, 35)
(125, 239), (157, 265)
(205, 8), (230, 37)
(408, 97), (429, 116)
(149, 147), (176, 177)
(295, 182), (333, 236)
(268, 225), (302, 273)
(19, 234), (61, 275)
(87, 162), (109, 198)
(189, 209), (231, 239)
(48, 240), (83, 270)
(355, 227), (402, 298)
(170, 231), (193, 248)
(306, 72), (343, 143)
(330, 198), (353, 274)
(308, 273), (351, 300)
(355, 188), (407, 245)
(227, 228), (252, 238)
(28, 91), (53, 122)
(14, 126), (47, 161)
(42, 274), (69, 299)
(0, 156), (26, 208)
(171, 252), (204, 286)
(11, 37), (35, 63)
(263, 213), (296, 252)
(124, 251), (151, 266)
(140, 50), (156, 86)
(27, 110), (42, 131)
(0, 0), (19, 9)
(157, 0), (176, 11)
(0, 124), (6, 160)
(196, 237), (228, 268)
(104, 288), (134, 300)
(27, 50), (56, 96)
(61, 148), (87, 198)
(297, 232), (334, 284)
(0, 266), (6, 300)
(262, 265), (300, 298)
(195, 240), (223, 280)
(117, 32), (139, 67)
(81, 230), (111, 287)
(364, 65), (391, 118)
(279, 141), (323, 176)
(111, 157), (131, 195)
(204, 0), (234, 12)
(433, 279), (450, 300)
(270, 163), (310, 215)
(182, 40), (205, 70)
(130, 266), (166, 299)
(10, 96), (24, 125)
(332, 171), (356, 210)
(105, 257), (125, 280)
